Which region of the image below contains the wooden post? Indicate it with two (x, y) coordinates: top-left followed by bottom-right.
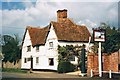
(91, 69), (93, 77)
(98, 42), (102, 77)
(109, 70), (112, 78)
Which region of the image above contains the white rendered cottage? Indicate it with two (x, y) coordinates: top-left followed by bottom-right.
(21, 9), (91, 70)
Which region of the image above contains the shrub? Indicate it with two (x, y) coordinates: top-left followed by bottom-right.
(2, 68), (27, 73)
(57, 61), (75, 73)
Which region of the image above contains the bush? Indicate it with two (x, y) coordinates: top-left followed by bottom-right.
(2, 68), (27, 73)
(57, 61), (75, 73)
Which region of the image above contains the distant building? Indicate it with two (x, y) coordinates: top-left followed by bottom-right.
(21, 9), (92, 70)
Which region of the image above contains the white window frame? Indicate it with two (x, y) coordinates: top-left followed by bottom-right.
(27, 45), (31, 52)
(48, 58), (54, 66)
(36, 57), (39, 64)
(24, 58), (27, 63)
(36, 46), (39, 52)
(49, 42), (53, 48)
(68, 55), (75, 61)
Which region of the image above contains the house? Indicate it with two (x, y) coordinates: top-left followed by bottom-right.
(21, 9), (91, 71)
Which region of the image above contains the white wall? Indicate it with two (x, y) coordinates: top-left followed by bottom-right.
(21, 30), (32, 69)
(44, 25), (59, 70)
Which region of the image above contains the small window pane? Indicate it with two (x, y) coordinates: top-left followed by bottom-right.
(68, 55), (75, 61)
(24, 58), (27, 63)
(36, 57), (39, 63)
(49, 58), (54, 66)
(36, 46), (39, 52)
(49, 42), (53, 47)
(27, 46), (31, 52)
(27, 58), (31, 61)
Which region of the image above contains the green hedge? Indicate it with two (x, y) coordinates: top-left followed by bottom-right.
(2, 68), (27, 73)
(57, 61), (75, 73)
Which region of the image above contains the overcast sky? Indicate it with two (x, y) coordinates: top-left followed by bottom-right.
(1, 0), (119, 40)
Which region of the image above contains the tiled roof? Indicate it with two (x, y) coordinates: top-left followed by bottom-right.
(27, 26), (49, 46)
(51, 20), (90, 42)
(23, 18), (90, 46)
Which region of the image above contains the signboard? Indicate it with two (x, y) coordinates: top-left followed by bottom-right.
(93, 29), (106, 42)
(93, 28), (106, 77)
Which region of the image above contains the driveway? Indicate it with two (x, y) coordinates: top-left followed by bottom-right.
(2, 72), (120, 80)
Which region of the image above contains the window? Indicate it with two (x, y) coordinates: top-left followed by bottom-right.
(24, 58), (27, 63)
(36, 46), (39, 52)
(27, 58), (31, 61)
(49, 42), (53, 48)
(68, 55), (75, 61)
(48, 58), (54, 66)
(27, 45), (31, 52)
(36, 57), (39, 63)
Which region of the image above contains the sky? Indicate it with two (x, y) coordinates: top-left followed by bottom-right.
(0, 0), (119, 41)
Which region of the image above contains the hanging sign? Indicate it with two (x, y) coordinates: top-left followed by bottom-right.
(93, 28), (106, 42)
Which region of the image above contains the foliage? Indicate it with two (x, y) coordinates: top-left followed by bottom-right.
(57, 61), (76, 73)
(91, 44), (98, 54)
(58, 45), (83, 72)
(58, 45), (82, 61)
(99, 23), (120, 53)
(2, 34), (21, 64)
(2, 68), (27, 73)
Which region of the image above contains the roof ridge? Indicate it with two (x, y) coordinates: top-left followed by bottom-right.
(26, 26), (47, 30)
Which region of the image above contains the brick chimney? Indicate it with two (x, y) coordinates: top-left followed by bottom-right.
(57, 9), (67, 22)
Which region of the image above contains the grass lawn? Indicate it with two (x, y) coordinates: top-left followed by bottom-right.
(2, 68), (27, 73)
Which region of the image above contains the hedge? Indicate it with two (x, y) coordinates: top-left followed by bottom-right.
(57, 61), (75, 73)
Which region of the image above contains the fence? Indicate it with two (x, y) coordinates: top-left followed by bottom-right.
(87, 51), (120, 77)
(2, 59), (21, 69)
(90, 69), (120, 78)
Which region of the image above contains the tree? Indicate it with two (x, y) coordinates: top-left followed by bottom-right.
(99, 23), (120, 53)
(58, 45), (84, 72)
(58, 45), (83, 68)
(2, 34), (21, 64)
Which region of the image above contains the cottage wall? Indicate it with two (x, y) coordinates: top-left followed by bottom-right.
(21, 30), (32, 69)
(43, 25), (59, 70)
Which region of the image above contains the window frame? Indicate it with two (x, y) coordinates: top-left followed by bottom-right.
(27, 45), (31, 52)
(27, 58), (31, 61)
(36, 57), (39, 64)
(24, 58), (27, 63)
(36, 46), (39, 52)
(68, 55), (75, 61)
(49, 42), (53, 48)
(48, 58), (54, 66)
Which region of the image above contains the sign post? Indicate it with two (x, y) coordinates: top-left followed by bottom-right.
(93, 28), (106, 77)
(98, 42), (102, 77)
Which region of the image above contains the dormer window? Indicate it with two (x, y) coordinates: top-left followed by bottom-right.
(27, 45), (31, 52)
(36, 46), (39, 52)
(49, 42), (53, 48)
